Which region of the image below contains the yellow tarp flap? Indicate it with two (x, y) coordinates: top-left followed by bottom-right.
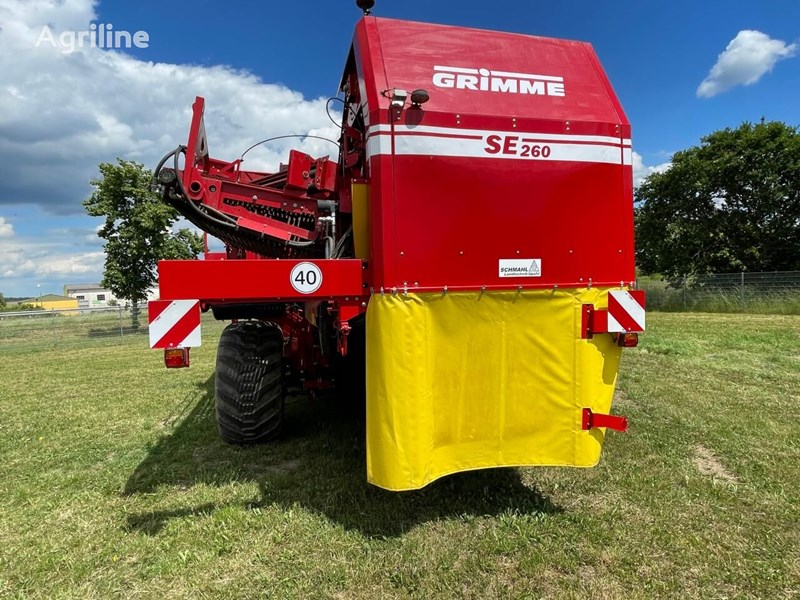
(366, 289), (622, 491)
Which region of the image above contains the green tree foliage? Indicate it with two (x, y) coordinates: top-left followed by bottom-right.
(635, 121), (800, 281)
(84, 159), (203, 327)
(0, 292), (5, 309)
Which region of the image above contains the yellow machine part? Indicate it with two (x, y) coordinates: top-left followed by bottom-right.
(365, 288), (622, 491)
(350, 181), (371, 260)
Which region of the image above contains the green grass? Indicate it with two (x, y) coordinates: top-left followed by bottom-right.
(0, 313), (798, 598)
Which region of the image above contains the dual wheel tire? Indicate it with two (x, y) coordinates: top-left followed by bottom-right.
(214, 321), (285, 444)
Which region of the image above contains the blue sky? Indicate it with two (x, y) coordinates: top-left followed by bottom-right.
(0, 0), (798, 297)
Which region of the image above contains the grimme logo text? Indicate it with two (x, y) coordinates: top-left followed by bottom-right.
(35, 23), (150, 54)
(432, 65), (565, 97)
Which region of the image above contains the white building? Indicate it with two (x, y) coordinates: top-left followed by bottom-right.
(64, 284), (159, 308)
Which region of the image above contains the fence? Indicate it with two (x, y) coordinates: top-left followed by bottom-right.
(638, 271), (800, 313)
(2, 272), (797, 353)
(0, 306), (152, 353)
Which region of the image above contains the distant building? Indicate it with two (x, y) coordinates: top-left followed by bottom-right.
(20, 294), (79, 311)
(64, 283), (159, 308)
(64, 283), (117, 308)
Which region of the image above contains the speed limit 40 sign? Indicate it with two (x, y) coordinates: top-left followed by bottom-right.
(290, 262), (323, 294)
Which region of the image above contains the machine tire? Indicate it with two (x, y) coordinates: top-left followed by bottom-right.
(214, 321), (285, 445)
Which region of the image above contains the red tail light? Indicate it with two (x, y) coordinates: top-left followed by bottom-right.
(616, 333), (639, 348)
(164, 347), (190, 368)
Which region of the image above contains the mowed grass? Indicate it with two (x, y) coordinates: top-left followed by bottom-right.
(0, 313), (798, 599)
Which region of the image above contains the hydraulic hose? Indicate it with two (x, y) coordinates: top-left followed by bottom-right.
(152, 147), (177, 188)
(171, 146), (239, 230)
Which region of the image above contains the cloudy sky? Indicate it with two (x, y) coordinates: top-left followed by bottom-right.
(0, 0), (798, 297)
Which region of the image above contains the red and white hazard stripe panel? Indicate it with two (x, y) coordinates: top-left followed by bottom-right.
(607, 290), (646, 333)
(148, 300), (202, 348)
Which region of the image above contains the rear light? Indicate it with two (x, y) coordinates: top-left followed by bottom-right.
(616, 332), (639, 348)
(164, 347), (190, 368)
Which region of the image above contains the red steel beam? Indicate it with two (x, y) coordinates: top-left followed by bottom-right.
(158, 259), (366, 302)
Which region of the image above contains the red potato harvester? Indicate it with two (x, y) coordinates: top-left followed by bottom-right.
(149, 6), (645, 491)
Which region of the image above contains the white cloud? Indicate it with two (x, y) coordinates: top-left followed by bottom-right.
(697, 30), (798, 98)
(0, 234), (103, 279)
(0, 217), (14, 237)
(632, 151), (671, 187)
(0, 0), (342, 295)
(0, 218), (107, 294)
(0, 0), (339, 214)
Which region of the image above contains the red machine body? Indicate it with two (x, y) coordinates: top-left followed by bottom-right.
(150, 15), (641, 448)
(157, 17), (634, 301)
(350, 18), (634, 292)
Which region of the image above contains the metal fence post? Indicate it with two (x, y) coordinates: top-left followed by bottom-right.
(740, 271), (745, 310)
(683, 276), (688, 311)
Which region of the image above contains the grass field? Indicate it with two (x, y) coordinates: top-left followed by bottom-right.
(0, 313), (798, 599)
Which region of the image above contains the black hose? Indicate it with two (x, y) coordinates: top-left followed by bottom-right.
(172, 146), (239, 230)
(152, 147), (177, 189)
(286, 239), (316, 248)
(240, 134), (341, 161)
(333, 226), (353, 258)
(326, 97), (345, 128)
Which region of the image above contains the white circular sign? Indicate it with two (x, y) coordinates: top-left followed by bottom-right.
(290, 262), (323, 294)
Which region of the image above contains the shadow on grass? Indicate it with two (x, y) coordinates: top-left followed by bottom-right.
(123, 375), (561, 537)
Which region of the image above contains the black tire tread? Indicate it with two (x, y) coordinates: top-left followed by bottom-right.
(214, 321), (285, 444)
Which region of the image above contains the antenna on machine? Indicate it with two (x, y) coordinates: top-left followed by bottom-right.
(356, 0), (375, 15)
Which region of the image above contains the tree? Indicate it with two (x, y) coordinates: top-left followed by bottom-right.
(0, 292), (5, 309)
(84, 159), (203, 327)
(635, 121), (800, 281)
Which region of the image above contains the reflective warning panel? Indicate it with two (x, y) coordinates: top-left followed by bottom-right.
(607, 290), (646, 333)
(148, 300), (202, 348)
